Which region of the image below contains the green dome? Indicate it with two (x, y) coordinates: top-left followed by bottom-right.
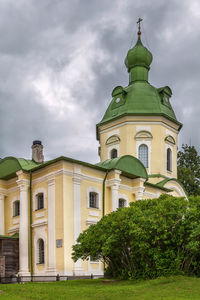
(125, 37), (153, 71)
(96, 82), (182, 137)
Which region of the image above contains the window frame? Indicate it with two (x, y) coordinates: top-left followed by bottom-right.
(37, 238), (45, 265)
(87, 187), (101, 210)
(138, 144), (149, 168)
(89, 192), (98, 209)
(167, 147), (172, 172)
(13, 200), (20, 217)
(110, 148), (118, 159)
(36, 193), (44, 210)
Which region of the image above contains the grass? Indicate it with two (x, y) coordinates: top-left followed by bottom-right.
(0, 275), (200, 299)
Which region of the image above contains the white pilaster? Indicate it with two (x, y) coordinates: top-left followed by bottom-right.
(47, 175), (56, 274)
(111, 184), (120, 211)
(0, 193), (5, 235)
(73, 167), (84, 275)
(17, 177), (30, 276)
(132, 178), (146, 200)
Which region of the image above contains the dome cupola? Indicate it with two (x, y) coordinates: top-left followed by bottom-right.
(125, 19), (153, 83)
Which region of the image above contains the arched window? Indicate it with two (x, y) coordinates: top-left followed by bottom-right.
(89, 192), (98, 209)
(36, 193), (44, 210)
(13, 200), (20, 217)
(110, 148), (118, 159)
(38, 239), (45, 264)
(118, 198), (126, 208)
(138, 144), (148, 168)
(167, 148), (172, 171)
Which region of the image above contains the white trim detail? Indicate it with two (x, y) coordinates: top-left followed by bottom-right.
(32, 219), (48, 228)
(33, 188), (47, 211)
(34, 226), (47, 275)
(107, 144), (120, 159)
(136, 125), (152, 132)
(89, 211), (99, 217)
(47, 175), (56, 274)
(100, 120), (179, 135)
(118, 193), (129, 207)
(86, 218), (99, 226)
(16, 178), (30, 276)
(165, 144), (173, 177)
(107, 129), (120, 138)
(8, 225), (19, 234)
(87, 186), (101, 210)
(136, 140), (151, 174)
(73, 166), (84, 275)
(0, 194), (5, 235)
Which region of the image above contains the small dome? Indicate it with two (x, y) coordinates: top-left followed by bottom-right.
(125, 36), (153, 71)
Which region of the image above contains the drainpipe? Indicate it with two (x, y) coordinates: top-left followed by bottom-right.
(102, 171), (109, 217)
(29, 171), (33, 276)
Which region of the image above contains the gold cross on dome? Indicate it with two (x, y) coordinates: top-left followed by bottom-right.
(137, 18), (143, 35)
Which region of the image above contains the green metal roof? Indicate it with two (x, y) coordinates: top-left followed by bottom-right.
(96, 34), (182, 138)
(97, 82), (181, 131)
(0, 157), (42, 180)
(96, 155), (148, 179)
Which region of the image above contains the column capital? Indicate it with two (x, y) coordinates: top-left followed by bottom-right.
(0, 188), (7, 197)
(106, 178), (121, 188)
(16, 179), (29, 191)
(47, 175), (55, 186)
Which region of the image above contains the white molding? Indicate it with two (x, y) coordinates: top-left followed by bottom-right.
(47, 175), (56, 274)
(136, 140), (151, 174)
(0, 194), (5, 235)
(89, 210), (99, 217)
(34, 226), (47, 275)
(107, 129), (120, 138)
(107, 144), (120, 160)
(136, 125), (152, 132)
(86, 218), (99, 225)
(143, 191), (158, 198)
(8, 225), (19, 234)
(13, 218), (20, 225)
(118, 193), (129, 207)
(119, 184), (132, 191)
(165, 144), (173, 177)
(33, 187), (47, 211)
(7, 186), (19, 194)
(32, 169), (103, 185)
(35, 211), (45, 218)
(100, 120), (179, 135)
(32, 219), (48, 228)
(87, 186), (101, 210)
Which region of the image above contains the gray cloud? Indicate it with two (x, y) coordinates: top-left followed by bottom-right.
(0, 0), (200, 163)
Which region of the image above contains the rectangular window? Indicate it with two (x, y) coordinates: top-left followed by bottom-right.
(119, 199), (126, 208)
(89, 192), (98, 209)
(37, 193), (44, 210)
(13, 201), (20, 217)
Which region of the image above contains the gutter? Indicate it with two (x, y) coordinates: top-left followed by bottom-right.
(29, 171), (33, 276)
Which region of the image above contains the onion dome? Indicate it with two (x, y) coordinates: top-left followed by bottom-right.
(125, 27), (153, 83)
(125, 36), (153, 71)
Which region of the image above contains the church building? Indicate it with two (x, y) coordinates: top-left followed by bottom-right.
(0, 25), (187, 278)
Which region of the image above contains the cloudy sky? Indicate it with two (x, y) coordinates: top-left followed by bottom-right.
(0, 0), (200, 163)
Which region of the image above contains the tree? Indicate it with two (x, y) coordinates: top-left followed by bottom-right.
(72, 195), (200, 279)
(178, 144), (200, 196)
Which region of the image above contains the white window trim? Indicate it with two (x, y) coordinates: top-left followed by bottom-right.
(118, 194), (129, 208)
(87, 187), (101, 210)
(11, 196), (20, 218)
(34, 227), (47, 274)
(136, 140), (151, 174)
(33, 188), (47, 211)
(165, 144), (173, 177)
(108, 144), (120, 159)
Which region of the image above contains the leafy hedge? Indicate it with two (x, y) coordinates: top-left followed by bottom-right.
(72, 195), (200, 279)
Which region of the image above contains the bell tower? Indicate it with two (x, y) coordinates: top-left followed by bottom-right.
(96, 20), (182, 179)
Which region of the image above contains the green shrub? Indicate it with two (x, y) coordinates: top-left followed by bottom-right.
(72, 195), (200, 279)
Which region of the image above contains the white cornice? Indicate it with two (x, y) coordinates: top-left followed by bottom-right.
(100, 120), (179, 135)
(32, 168), (103, 185)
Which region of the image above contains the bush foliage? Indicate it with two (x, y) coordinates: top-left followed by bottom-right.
(72, 195), (200, 279)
